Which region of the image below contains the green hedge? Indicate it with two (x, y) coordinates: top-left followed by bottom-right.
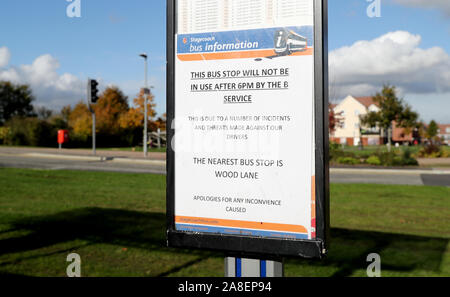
(331, 144), (419, 167)
(3, 117), (56, 147)
(2, 116), (144, 148)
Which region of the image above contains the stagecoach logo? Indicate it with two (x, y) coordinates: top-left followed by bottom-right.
(183, 37), (188, 44)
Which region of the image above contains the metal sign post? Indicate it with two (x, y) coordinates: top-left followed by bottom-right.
(92, 112), (96, 156)
(225, 257), (283, 277)
(166, 0), (329, 275)
(87, 79), (99, 156)
(140, 54), (149, 158)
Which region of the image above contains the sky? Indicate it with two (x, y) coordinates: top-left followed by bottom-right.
(0, 0), (449, 123)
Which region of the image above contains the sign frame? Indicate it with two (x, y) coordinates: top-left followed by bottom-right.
(166, 0), (329, 259)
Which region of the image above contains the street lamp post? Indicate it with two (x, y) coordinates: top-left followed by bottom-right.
(140, 53), (148, 157)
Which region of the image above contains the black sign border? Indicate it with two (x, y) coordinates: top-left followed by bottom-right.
(166, 0), (329, 259)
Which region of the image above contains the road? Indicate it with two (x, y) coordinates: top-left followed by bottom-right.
(0, 149), (449, 186)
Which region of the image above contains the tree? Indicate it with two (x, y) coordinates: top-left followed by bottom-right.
(118, 88), (157, 131)
(4, 116), (54, 147)
(360, 85), (418, 150)
(0, 81), (35, 125)
(154, 113), (167, 131)
(118, 107), (143, 131)
(68, 101), (91, 141)
(61, 105), (72, 124)
(35, 106), (53, 120)
(133, 88), (157, 124)
(426, 120), (439, 143)
(329, 104), (344, 134)
(63, 86), (158, 147)
(94, 86), (129, 135)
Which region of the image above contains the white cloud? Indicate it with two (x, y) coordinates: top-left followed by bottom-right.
(404, 92), (450, 123)
(0, 47), (165, 115)
(329, 31), (450, 99)
(0, 47), (11, 68)
(0, 48), (85, 110)
(392, 0), (450, 17)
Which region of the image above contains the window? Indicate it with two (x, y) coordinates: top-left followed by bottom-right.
(446, 127), (450, 133)
(355, 110), (360, 116)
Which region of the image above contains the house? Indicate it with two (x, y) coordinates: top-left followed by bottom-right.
(330, 95), (422, 146)
(330, 95), (382, 146)
(438, 124), (450, 145)
(392, 121), (416, 145)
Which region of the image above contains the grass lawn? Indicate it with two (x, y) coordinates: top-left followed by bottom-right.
(0, 168), (448, 277)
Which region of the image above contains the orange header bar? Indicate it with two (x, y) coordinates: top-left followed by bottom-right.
(177, 48), (314, 61)
(176, 216), (308, 234)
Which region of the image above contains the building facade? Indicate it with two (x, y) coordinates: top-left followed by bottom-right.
(331, 95), (427, 146)
(438, 124), (450, 145)
(330, 95), (381, 146)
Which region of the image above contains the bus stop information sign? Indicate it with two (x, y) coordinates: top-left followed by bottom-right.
(167, 0), (329, 258)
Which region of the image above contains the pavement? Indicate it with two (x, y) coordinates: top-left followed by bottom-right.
(330, 168), (450, 187)
(0, 147), (166, 175)
(0, 147), (449, 187)
(417, 157), (450, 167)
(0, 146), (166, 160)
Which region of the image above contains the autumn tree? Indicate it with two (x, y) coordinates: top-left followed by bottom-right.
(154, 113), (167, 131)
(360, 85), (418, 150)
(68, 101), (91, 141)
(94, 87), (129, 135)
(329, 104), (344, 134)
(119, 88), (157, 131)
(64, 86), (159, 147)
(118, 107), (143, 131)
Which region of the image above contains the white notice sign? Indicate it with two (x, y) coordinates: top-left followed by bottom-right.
(174, 0), (316, 240)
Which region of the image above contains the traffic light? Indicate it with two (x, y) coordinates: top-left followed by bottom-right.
(88, 79), (99, 104)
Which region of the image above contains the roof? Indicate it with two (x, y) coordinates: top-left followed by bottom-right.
(353, 96), (379, 108)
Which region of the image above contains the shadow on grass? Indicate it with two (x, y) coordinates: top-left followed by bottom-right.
(1, 208), (448, 276)
(287, 228), (448, 276)
(0, 208), (168, 255)
(0, 207), (215, 276)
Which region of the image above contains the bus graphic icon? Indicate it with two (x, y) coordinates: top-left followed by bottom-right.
(274, 29), (307, 56)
